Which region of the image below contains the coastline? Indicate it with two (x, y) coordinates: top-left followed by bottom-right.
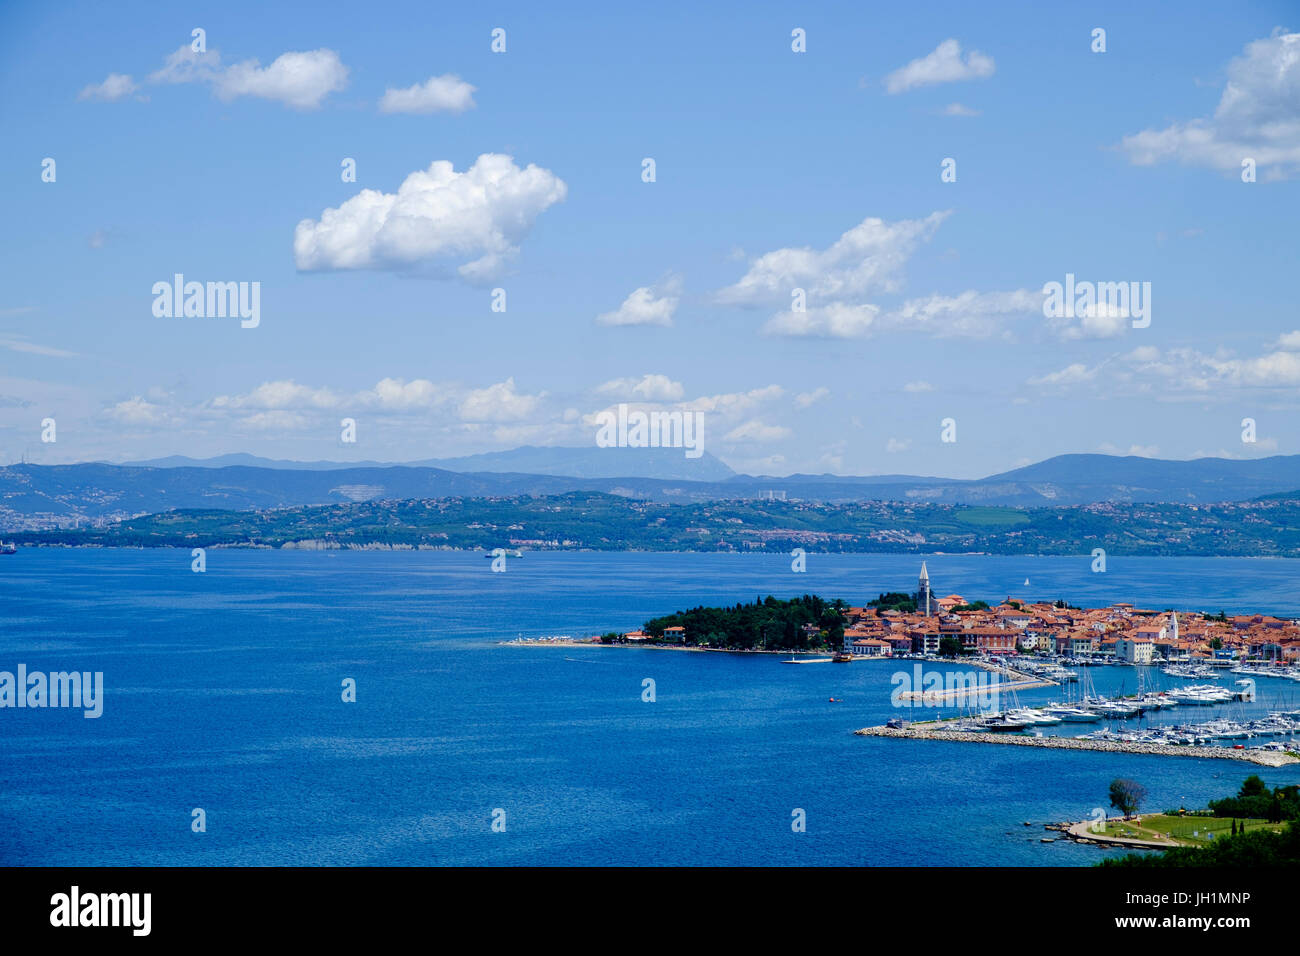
(499, 639), (861, 656)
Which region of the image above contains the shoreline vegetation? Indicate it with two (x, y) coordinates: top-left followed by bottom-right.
(1089, 777), (1300, 865)
(8, 490), (1300, 557)
(501, 639), (829, 655)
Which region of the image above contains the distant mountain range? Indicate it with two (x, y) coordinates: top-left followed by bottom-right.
(125, 445), (737, 481)
(3, 450), (1298, 531)
(17, 491), (1300, 559)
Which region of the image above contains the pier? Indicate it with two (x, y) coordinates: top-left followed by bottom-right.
(894, 659), (1059, 704)
(856, 724), (1300, 767)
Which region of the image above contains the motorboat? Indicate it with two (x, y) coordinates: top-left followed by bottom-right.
(1044, 706), (1101, 723)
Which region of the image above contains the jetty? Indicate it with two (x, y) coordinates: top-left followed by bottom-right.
(856, 724), (1300, 767)
(894, 659), (1058, 705)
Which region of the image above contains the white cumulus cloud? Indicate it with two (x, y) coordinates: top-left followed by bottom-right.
(1119, 30), (1300, 180)
(294, 154), (567, 279)
(139, 44), (346, 109)
(214, 49), (349, 109)
(458, 377), (545, 422)
(596, 276), (681, 327)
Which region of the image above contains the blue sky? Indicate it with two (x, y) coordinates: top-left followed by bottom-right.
(2, 0), (1298, 477)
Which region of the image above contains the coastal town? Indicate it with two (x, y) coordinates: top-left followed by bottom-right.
(836, 563), (1300, 665)
(503, 563), (1300, 765)
(594, 563), (1300, 666)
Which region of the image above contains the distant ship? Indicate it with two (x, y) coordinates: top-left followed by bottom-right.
(485, 549), (523, 558)
(0, 542), (16, 555)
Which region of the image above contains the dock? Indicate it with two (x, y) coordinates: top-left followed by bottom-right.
(894, 659), (1059, 704)
(855, 724), (1300, 767)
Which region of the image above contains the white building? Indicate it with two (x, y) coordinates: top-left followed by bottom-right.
(1115, 636), (1155, 664)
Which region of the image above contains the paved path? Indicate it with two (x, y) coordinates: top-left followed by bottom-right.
(1064, 820), (1177, 848)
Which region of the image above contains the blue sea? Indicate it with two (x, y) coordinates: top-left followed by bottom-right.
(2, 549), (1298, 866)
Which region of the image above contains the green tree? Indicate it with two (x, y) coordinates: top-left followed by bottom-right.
(1241, 775), (1268, 798)
(868, 592), (916, 613)
(1109, 778), (1147, 818)
(1101, 822), (1300, 868)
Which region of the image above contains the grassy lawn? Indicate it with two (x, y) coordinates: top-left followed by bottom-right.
(1097, 814), (1285, 846)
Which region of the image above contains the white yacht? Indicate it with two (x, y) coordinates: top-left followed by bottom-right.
(1006, 707), (1061, 726)
(1044, 705), (1102, 723)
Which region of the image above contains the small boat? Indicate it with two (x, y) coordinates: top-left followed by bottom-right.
(828, 697), (841, 703)
(0, 542), (16, 555)
(831, 652), (853, 663)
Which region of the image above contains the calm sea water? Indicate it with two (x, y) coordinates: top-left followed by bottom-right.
(1, 549), (1298, 866)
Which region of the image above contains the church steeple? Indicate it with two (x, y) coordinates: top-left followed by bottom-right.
(917, 562), (933, 617)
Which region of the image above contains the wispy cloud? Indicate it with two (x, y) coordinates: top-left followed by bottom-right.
(379, 74), (476, 114)
(718, 212), (949, 306)
(89, 43), (349, 110)
(884, 39), (995, 94)
(1029, 339), (1300, 394)
(77, 73), (139, 102)
(595, 374), (685, 401)
(0, 335), (78, 358)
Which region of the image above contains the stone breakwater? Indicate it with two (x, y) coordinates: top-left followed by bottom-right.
(856, 726), (1300, 767)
